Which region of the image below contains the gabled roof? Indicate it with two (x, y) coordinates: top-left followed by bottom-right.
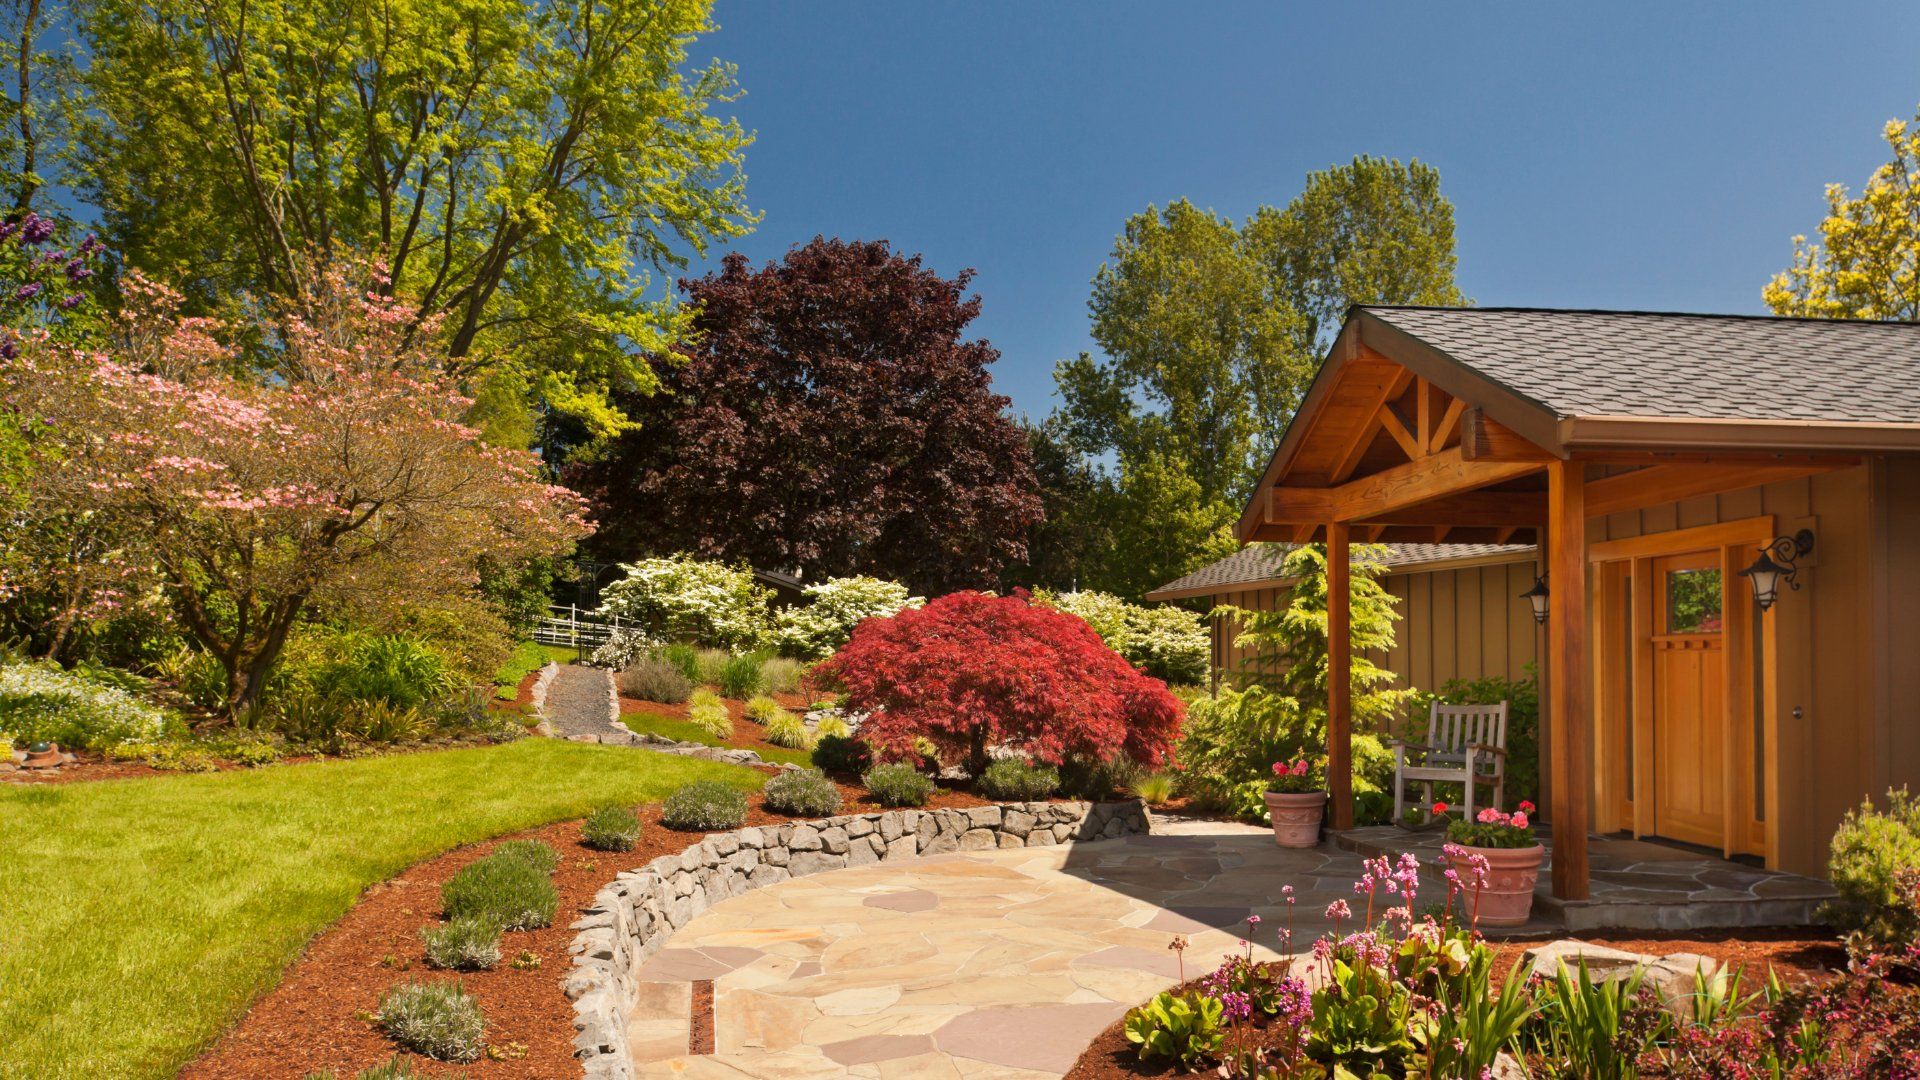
(1363, 307), (1920, 425)
(1145, 542), (1536, 602)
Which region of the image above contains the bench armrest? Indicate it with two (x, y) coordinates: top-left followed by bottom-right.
(1467, 743), (1507, 757)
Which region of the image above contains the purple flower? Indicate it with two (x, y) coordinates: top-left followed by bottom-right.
(59, 293), (84, 310)
(14, 281), (41, 300)
(22, 213), (55, 243)
(65, 259), (92, 283)
(0, 333), (16, 360)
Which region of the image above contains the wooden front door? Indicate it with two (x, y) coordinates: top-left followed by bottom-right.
(1650, 551), (1726, 848)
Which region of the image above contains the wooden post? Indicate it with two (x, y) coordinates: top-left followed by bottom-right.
(1547, 461), (1590, 901)
(1327, 521), (1354, 830)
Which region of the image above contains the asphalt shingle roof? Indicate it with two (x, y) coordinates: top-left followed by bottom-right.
(1146, 542), (1535, 599)
(1365, 307), (1920, 424)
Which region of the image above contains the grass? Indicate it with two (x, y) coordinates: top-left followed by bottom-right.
(488, 641), (574, 699)
(0, 739), (763, 1080)
(622, 709), (814, 768)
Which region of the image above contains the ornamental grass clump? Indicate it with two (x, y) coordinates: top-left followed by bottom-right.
(743, 695), (784, 723)
(420, 917), (501, 971)
(716, 652), (768, 698)
(687, 688), (732, 741)
(660, 780), (749, 831)
(763, 768), (842, 816)
(862, 762), (934, 807)
(377, 980), (486, 1063)
(759, 656), (807, 694)
(814, 715), (850, 739)
(764, 708), (813, 750)
(619, 658), (692, 704)
(441, 850), (558, 931)
(581, 804), (642, 852)
(977, 758), (1059, 801)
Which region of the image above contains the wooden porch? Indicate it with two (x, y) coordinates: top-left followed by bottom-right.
(1244, 319), (1860, 899)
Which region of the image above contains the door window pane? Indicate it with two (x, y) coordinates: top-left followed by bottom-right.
(1666, 569), (1722, 633)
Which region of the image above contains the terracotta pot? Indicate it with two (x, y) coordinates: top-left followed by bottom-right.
(1448, 843), (1545, 927)
(1263, 790), (1326, 848)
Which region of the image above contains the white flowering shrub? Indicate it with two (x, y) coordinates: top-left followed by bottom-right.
(595, 556), (772, 650)
(1035, 590), (1210, 686)
(0, 662), (172, 749)
(588, 627), (659, 670)
(773, 576), (923, 659)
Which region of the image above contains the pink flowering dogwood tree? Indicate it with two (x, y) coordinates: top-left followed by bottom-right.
(3, 264), (591, 715)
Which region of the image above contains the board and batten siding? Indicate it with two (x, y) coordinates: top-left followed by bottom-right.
(1587, 461), (1920, 877)
(1208, 558), (1542, 730)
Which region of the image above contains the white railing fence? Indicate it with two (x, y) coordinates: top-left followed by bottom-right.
(532, 604), (635, 651)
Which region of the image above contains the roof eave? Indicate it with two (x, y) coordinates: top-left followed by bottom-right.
(1563, 414), (1920, 454)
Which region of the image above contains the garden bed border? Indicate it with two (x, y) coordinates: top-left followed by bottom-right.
(564, 798), (1153, 1078)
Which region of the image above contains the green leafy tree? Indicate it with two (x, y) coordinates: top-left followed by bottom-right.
(66, 0), (755, 438)
(1766, 112), (1920, 320)
(1051, 159), (1465, 598)
(1243, 154), (1467, 358)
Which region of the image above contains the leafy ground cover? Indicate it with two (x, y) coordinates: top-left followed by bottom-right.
(0, 739), (762, 1080)
(489, 642), (575, 700)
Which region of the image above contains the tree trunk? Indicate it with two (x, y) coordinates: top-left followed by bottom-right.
(968, 726), (989, 780)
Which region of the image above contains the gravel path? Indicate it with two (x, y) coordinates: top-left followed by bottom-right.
(542, 664), (617, 739)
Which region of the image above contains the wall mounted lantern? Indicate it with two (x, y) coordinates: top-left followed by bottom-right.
(1739, 529), (1816, 612)
(1521, 575), (1550, 625)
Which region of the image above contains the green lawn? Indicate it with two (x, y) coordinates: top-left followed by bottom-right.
(489, 640), (577, 699)
(0, 739), (763, 1080)
(622, 709), (815, 767)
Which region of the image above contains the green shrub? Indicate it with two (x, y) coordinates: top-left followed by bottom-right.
(812, 733), (873, 775)
(303, 1058), (432, 1080)
(421, 917), (501, 971)
(658, 643), (702, 684)
(594, 555), (773, 650)
(1123, 989), (1225, 1069)
(772, 575), (922, 659)
(716, 652), (768, 698)
(863, 763), (934, 807)
(0, 661), (172, 750)
(977, 758), (1060, 801)
(1033, 589), (1210, 686)
(764, 709), (813, 750)
(660, 780), (750, 831)
(312, 634), (455, 710)
(582, 804), (642, 852)
(1825, 788), (1920, 957)
(814, 715), (850, 739)
(376, 980), (486, 1063)
(743, 695), (784, 723)
(619, 658), (692, 704)
(759, 656), (806, 694)
(687, 688), (732, 741)
(694, 648), (731, 687)
(491, 839), (560, 874)
(442, 852), (558, 931)
(763, 768), (842, 816)
(1057, 754), (1140, 801)
(345, 699), (429, 744)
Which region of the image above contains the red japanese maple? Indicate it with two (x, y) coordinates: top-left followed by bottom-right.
(815, 591), (1183, 776)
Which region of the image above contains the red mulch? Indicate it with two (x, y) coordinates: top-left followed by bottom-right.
(1066, 930), (1849, 1080)
(182, 769), (913, 1080)
(688, 981), (715, 1056)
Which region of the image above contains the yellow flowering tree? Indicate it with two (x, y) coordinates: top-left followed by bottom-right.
(1765, 115), (1920, 320)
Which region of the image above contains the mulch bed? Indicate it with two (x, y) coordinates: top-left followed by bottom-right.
(1065, 930), (1850, 1080)
(182, 771), (895, 1079)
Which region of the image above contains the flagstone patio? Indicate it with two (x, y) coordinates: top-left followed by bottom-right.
(620, 820), (1493, 1079)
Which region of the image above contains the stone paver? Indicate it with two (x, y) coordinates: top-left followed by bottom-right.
(626, 821), (1368, 1079)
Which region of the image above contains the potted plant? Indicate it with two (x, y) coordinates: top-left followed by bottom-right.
(1263, 758), (1326, 848)
(1440, 801), (1543, 927)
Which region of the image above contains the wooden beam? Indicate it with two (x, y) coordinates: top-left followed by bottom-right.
(1327, 369), (1415, 484)
(1432, 526), (1452, 543)
(1325, 446), (1542, 522)
(1362, 525), (1386, 542)
(1494, 525), (1520, 544)
(1378, 405), (1422, 460)
(1547, 460), (1590, 901)
(1416, 377), (1433, 451)
(1460, 407), (1557, 463)
(1270, 487), (1547, 526)
(1572, 450), (1861, 467)
(1430, 397), (1467, 453)
(1584, 462), (1847, 518)
(1327, 522), (1353, 831)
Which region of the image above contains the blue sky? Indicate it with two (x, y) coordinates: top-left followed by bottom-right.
(687, 2), (1920, 421)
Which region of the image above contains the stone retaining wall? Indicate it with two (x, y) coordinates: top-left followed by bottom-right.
(565, 799), (1153, 1078)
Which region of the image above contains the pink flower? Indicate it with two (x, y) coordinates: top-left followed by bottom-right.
(1292, 760), (1309, 776)
(1324, 899), (1351, 921)
(1511, 812), (1528, 829)
(1477, 807), (1500, 824)
(1518, 800), (1536, 814)
(1272, 761), (1285, 775)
